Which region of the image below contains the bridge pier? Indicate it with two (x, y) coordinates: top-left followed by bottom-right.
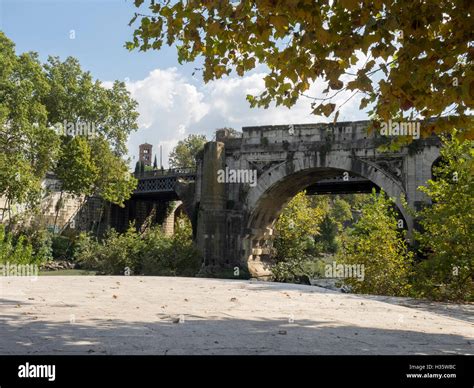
(244, 227), (275, 279)
(195, 142), (227, 267)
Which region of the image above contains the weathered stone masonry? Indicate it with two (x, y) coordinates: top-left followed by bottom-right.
(188, 121), (440, 278)
(105, 121), (440, 278)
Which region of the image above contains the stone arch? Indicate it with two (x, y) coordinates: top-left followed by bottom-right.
(431, 156), (444, 179)
(162, 201), (185, 236)
(173, 202), (186, 222)
(243, 152), (409, 277)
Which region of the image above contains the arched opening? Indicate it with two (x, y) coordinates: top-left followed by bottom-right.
(163, 201), (192, 236)
(431, 156), (445, 180)
(173, 203), (186, 224)
(244, 158), (410, 278)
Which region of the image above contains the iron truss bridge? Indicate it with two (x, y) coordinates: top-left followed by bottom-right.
(133, 168), (196, 196)
(133, 168), (375, 197)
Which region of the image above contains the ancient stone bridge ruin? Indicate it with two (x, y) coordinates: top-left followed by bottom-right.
(114, 120), (441, 278)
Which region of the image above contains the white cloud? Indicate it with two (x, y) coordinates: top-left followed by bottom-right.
(122, 64), (370, 168)
(123, 68), (209, 168)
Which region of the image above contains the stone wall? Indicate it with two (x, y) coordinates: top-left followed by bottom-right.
(0, 175), (105, 234)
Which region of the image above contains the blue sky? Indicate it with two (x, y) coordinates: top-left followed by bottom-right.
(1, 0), (369, 167)
(0, 0), (196, 81)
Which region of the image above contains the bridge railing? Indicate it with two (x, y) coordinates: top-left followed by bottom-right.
(134, 167), (196, 179)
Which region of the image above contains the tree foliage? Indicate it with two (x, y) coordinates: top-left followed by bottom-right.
(0, 34), (60, 209)
(43, 56), (138, 156)
(56, 136), (98, 196)
(337, 190), (413, 296)
(0, 224), (35, 264)
(0, 32), (139, 214)
(169, 133), (207, 168)
(89, 137), (138, 207)
(272, 191), (325, 281)
(128, 0), (473, 136)
(45, 56), (139, 206)
(216, 126), (242, 138)
(0, 223), (54, 265)
(415, 132), (473, 301)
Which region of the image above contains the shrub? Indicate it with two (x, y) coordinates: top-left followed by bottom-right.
(0, 224), (39, 265)
(75, 227), (143, 275)
(336, 190), (414, 296)
(272, 192), (325, 282)
(141, 216), (202, 276)
(414, 133), (473, 301)
(27, 228), (53, 263)
(314, 214), (340, 254)
(74, 232), (101, 269)
(13, 223), (53, 263)
(75, 216), (202, 276)
(51, 235), (77, 260)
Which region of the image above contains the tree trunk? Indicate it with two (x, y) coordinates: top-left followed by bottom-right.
(53, 190), (64, 234)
